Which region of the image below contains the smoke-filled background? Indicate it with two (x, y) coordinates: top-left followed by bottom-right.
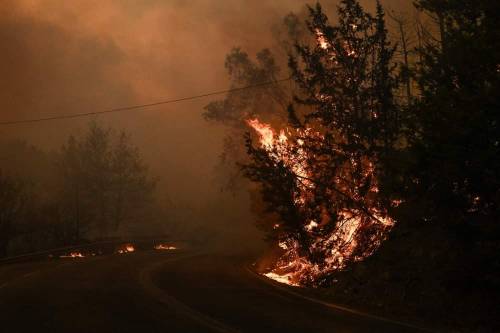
(0, 0), (412, 252)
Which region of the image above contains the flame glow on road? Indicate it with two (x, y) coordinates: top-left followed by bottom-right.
(154, 244), (177, 250)
(59, 251), (85, 258)
(116, 244), (135, 254)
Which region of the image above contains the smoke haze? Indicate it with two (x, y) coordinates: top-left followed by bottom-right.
(0, 0), (412, 251)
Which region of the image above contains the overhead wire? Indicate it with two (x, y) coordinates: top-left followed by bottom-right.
(0, 77), (292, 126)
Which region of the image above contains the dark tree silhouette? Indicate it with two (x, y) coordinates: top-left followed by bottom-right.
(0, 173), (27, 257)
(57, 122), (156, 240)
(394, 0), (500, 229)
(203, 48), (290, 192)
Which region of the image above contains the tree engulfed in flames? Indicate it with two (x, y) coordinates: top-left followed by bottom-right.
(247, 118), (395, 286)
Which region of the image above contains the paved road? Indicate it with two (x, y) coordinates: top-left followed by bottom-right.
(0, 251), (429, 333)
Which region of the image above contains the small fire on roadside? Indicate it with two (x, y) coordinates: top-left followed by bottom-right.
(154, 244), (177, 250)
(116, 244), (135, 254)
(59, 251), (85, 258)
(264, 272), (299, 287)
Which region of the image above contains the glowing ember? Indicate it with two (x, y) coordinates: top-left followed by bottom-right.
(154, 244), (177, 250)
(278, 241), (289, 250)
(305, 220), (318, 231)
(391, 199), (403, 207)
(315, 29), (330, 50)
(59, 251), (85, 258)
(264, 272), (299, 286)
(117, 244), (135, 254)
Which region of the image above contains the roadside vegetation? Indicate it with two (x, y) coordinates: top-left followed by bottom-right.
(0, 122), (159, 257)
(205, 0), (500, 330)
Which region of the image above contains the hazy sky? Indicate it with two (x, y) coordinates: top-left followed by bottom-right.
(0, 0), (413, 246)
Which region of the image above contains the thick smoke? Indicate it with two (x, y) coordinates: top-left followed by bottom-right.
(0, 0), (412, 252)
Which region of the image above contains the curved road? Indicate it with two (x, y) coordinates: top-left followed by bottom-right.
(0, 251), (429, 333)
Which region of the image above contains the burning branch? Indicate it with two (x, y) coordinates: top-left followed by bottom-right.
(245, 118), (394, 286)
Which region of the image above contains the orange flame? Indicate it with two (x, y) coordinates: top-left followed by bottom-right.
(247, 119), (276, 148)
(154, 244), (177, 250)
(116, 244), (135, 254)
(247, 118), (396, 286)
(59, 251), (85, 258)
(315, 29), (330, 50)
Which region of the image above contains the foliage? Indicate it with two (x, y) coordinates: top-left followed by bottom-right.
(203, 48), (290, 192)
(203, 48), (288, 127)
(0, 172), (28, 257)
(0, 122), (157, 257)
(241, 0), (500, 295)
(243, 0), (400, 284)
(398, 0), (500, 230)
(57, 122), (156, 240)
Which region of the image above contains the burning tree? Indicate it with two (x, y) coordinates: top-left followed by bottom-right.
(244, 0), (401, 286)
(203, 48), (291, 193)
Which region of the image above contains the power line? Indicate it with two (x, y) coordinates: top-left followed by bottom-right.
(0, 77), (292, 126)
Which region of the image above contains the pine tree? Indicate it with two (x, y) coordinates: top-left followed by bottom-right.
(406, 0), (500, 228)
(57, 122), (156, 239)
(244, 0), (400, 284)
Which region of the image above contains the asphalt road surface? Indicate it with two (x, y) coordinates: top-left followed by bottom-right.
(0, 250), (430, 333)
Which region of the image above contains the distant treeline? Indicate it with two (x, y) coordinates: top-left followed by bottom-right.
(0, 122), (158, 257)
